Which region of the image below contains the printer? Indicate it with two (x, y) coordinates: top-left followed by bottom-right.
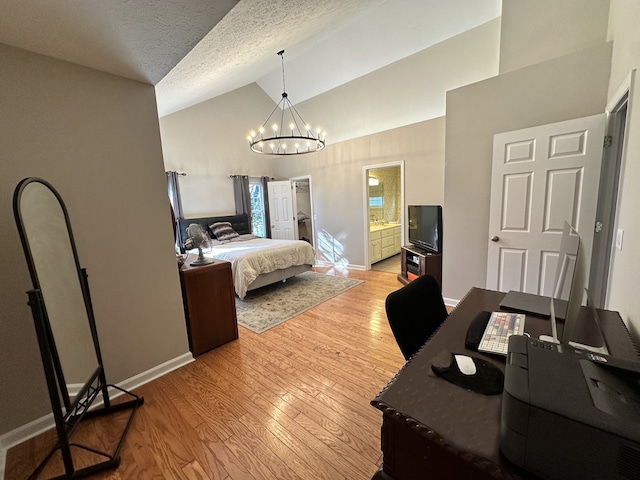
(501, 335), (640, 480)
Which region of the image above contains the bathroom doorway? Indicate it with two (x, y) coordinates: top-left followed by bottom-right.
(363, 162), (404, 272)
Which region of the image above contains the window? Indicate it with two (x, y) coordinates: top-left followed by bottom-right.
(369, 196), (383, 207)
(249, 180), (266, 237)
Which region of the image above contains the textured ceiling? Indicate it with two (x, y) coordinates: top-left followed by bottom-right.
(0, 0), (240, 84)
(156, 0), (502, 116)
(0, 0), (501, 117)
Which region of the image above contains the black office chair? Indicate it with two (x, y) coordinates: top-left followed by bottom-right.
(385, 274), (448, 360)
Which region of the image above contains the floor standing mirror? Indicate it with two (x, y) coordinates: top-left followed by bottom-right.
(13, 177), (144, 479)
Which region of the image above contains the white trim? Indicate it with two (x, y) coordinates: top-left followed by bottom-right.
(0, 352), (193, 476)
(443, 296), (460, 308)
(604, 69), (635, 310)
(347, 263), (366, 271)
(114, 352), (194, 394)
(606, 70), (635, 113)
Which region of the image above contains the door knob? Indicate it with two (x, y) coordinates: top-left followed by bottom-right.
(491, 235), (499, 242)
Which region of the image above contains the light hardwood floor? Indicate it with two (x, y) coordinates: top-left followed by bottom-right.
(5, 267), (406, 480)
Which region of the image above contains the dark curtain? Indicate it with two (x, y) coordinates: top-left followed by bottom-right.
(260, 176), (272, 238)
(166, 171), (184, 220)
(232, 174), (252, 231)
(166, 171), (184, 248)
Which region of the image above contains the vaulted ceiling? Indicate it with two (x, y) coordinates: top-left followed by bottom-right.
(0, 0), (501, 117)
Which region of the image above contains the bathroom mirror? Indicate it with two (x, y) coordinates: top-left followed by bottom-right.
(13, 177), (143, 479)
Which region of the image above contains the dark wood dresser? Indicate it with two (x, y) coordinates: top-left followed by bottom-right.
(179, 259), (238, 356)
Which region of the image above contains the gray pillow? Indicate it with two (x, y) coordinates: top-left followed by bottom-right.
(209, 222), (239, 241)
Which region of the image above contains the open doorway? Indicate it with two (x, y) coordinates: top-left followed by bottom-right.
(292, 175), (315, 248)
(363, 162), (404, 272)
(589, 72), (634, 308)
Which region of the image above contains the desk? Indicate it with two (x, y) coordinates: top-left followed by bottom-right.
(371, 287), (639, 480)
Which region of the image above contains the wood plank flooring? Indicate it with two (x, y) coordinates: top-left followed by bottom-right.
(5, 268), (406, 480)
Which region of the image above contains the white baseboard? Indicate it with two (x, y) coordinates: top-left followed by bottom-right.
(0, 352), (193, 477)
(443, 296), (460, 308)
(347, 263), (366, 271)
(314, 260), (366, 271)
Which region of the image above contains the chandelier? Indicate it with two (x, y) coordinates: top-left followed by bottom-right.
(248, 50), (326, 155)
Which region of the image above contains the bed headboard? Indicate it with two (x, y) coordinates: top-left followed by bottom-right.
(177, 214), (250, 252)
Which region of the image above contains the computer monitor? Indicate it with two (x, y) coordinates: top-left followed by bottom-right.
(543, 288), (609, 355)
(551, 221), (580, 319)
(565, 289), (610, 354)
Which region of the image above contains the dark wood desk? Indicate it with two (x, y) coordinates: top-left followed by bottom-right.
(371, 288), (639, 480)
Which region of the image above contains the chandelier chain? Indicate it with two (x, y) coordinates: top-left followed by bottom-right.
(278, 49), (286, 95)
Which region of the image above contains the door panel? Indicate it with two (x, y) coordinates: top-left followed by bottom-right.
(498, 249), (526, 292)
(501, 173), (532, 231)
(487, 114), (605, 294)
(267, 180), (296, 240)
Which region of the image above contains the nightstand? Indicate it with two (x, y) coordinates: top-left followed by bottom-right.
(179, 259), (238, 356)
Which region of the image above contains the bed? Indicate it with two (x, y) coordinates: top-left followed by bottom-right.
(177, 214), (315, 298)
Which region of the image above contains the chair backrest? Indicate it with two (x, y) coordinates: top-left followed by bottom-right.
(385, 275), (448, 360)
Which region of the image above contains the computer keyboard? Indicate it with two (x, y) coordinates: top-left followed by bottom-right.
(478, 312), (526, 356)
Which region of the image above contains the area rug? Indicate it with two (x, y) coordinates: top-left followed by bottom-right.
(235, 271), (363, 334)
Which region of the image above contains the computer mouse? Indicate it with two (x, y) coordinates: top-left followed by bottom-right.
(431, 350), (504, 395)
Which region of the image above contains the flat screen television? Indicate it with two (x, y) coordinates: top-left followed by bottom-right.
(408, 205), (442, 253)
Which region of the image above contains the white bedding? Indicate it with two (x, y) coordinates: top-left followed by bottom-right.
(198, 237), (315, 298)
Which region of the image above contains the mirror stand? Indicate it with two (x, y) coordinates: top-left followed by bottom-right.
(25, 286), (143, 480)
(14, 178), (144, 479)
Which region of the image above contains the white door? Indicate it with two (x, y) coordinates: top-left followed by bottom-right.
(267, 180), (297, 240)
(486, 114), (605, 294)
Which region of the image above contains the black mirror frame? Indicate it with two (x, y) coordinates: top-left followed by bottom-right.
(13, 177), (143, 479)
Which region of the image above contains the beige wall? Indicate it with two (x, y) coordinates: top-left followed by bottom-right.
(444, 43), (612, 302)
(272, 117), (445, 268)
(604, 0), (640, 340)
(160, 84), (278, 217)
(159, 20), (499, 266)
(297, 18), (500, 145)
(0, 44), (189, 436)
(499, 0), (610, 73)
(161, 90), (445, 268)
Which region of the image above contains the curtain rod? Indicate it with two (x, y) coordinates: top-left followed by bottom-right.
(229, 175), (274, 179)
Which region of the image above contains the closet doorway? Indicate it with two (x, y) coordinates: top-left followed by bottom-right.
(363, 162), (404, 272)
(292, 176), (315, 248)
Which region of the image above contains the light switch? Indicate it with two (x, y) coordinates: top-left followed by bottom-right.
(616, 228), (624, 250)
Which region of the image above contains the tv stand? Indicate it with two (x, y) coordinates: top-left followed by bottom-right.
(398, 245), (442, 289)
